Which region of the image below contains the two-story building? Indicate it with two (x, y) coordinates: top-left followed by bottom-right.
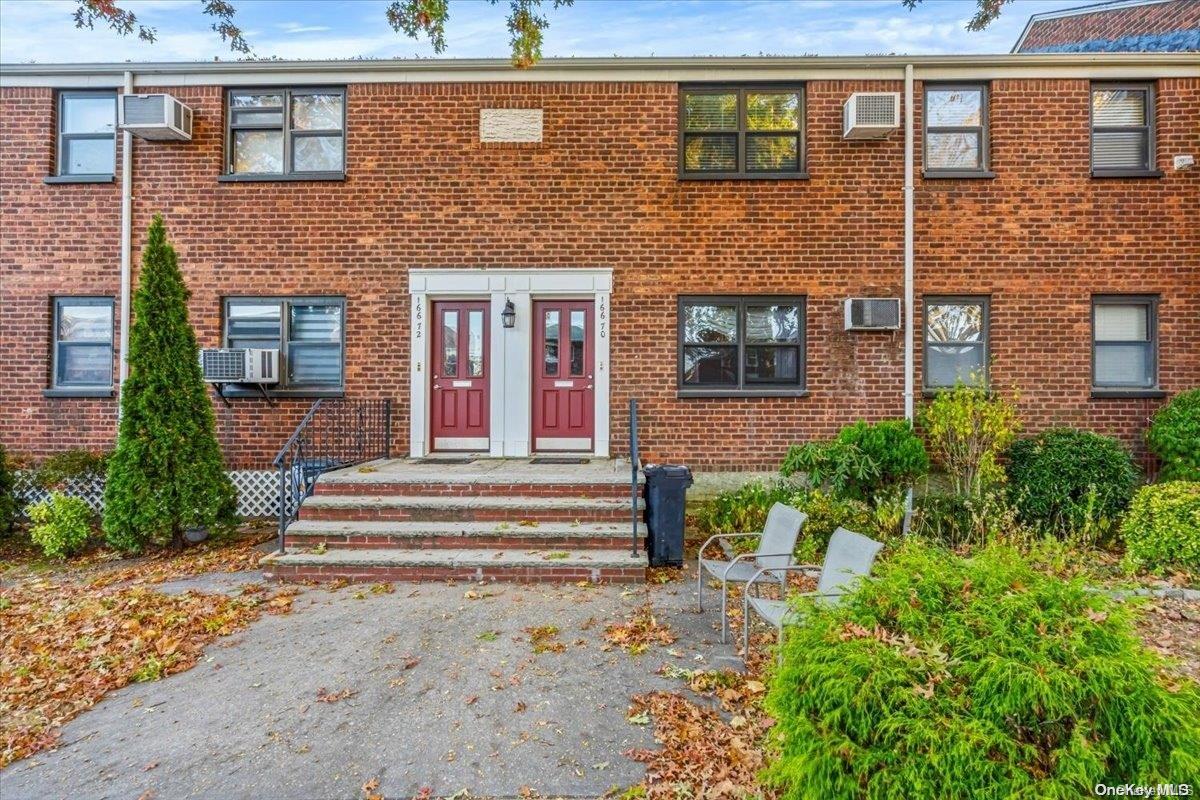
(1, 53), (1197, 472)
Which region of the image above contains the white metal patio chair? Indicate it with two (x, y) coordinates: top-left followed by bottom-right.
(697, 502), (807, 643)
(742, 526), (884, 665)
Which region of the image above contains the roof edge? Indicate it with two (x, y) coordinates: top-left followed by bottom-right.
(3, 51), (1199, 78)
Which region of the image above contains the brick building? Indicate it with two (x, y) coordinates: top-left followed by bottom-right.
(1014, 0), (1200, 53)
(1, 54), (1198, 472)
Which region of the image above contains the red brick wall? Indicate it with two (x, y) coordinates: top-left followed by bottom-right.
(2, 77), (1197, 471)
(1018, 0), (1200, 50)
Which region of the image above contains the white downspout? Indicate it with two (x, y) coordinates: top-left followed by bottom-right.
(903, 63), (916, 530)
(118, 70), (133, 415)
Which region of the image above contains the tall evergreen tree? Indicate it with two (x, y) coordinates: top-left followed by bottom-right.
(103, 215), (237, 552)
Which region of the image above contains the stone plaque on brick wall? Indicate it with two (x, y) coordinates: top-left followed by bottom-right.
(479, 108), (543, 143)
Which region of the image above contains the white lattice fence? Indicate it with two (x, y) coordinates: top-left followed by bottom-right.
(14, 470), (285, 520)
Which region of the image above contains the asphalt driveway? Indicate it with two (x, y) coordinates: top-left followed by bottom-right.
(1, 572), (734, 800)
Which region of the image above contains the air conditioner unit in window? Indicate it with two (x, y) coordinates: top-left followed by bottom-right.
(843, 92), (900, 139)
(200, 348), (279, 383)
(119, 93), (193, 141)
(845, 298), (901, 331)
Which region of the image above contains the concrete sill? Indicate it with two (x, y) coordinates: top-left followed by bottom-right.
(42, 388), (114, 398)
(679, 172), (810, 182)
(923, 170), (996, 180)
(218, 172), (345, 183)
(1090, 389), (1168, 399)
(1091, 169), (1164, 179)
(216, 388), (345, 400)
(677, 389), (809, 399)
(44, 174), (114, 184)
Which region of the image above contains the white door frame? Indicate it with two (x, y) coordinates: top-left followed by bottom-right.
(409, 268), (612, 459)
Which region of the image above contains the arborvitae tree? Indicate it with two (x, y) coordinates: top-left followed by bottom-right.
(103, 215), (237, 552)
(0, 442), (15, 535)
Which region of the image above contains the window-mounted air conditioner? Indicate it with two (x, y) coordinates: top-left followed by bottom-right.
(844, 298), (901, 331)
(843, 92), (900, 139)
(119, 93), (193, 141)
(200, 348), (279, 383)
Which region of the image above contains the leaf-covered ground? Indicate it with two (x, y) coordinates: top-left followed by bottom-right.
(0, 527), (294, 767)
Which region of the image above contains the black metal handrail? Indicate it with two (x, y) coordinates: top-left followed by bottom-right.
(630, 397), (640, 557)
(273, 398), (392, 552)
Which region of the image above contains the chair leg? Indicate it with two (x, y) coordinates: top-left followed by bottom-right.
(696, 556), (703, 612)
(720, 577), (728, 644)
(743, 591), (751, 666)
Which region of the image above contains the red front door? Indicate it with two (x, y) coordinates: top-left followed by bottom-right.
(431, 301), (489, 451)
(532, 300), (595, 452)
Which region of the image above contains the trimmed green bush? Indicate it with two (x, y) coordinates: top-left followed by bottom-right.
(788, 489), (876, 557)
(781, 420), (929, 505)
(1121, 481), (1200, 575)
(1006, 428), (1138, 540)
(693, 480), (797, 536)
(1147, 389), (1200, 481)
(0, 442), (15, 535)
(103, 215), (237, 553)
(27, 492), (93, 559)
(764, 541), (1200, 799)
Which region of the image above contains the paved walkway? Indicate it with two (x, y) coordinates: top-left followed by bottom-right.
(2, 572), (736, 800)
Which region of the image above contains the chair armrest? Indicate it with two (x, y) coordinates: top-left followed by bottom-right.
(745, 563), (817, 591)
(699, 532), (762, 559)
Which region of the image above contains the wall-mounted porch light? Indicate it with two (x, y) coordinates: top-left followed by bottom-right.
(501, 298), (516, 329)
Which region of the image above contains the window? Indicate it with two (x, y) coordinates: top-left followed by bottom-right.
(678, 296), (805, 396)
(679, 86), (805, 179)
(57, 91), (116, 177)
(1093, 296), (1157, 390)
(50, 297), (114, 392)
(1091, 83), (1156, 176)
(225, 88), (345, 178)
(223, 297), (345, 393)
(924, 296), (989, 389)
(924, 84), (989, 176)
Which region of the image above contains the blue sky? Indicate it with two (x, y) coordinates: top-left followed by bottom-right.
(0, 0), (1075, 63)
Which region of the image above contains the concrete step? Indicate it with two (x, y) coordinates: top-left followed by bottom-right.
(283, 519), (646, 550)
(312, 479), (635, 499)
(299, 494), (643, 523)
(262, 547), (646, 584)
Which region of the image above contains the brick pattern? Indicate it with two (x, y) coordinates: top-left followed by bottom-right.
(1018, 0), (1200, 50)
(2, 78), (1198, 471)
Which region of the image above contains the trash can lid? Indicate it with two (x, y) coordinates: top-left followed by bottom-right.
(644, 464), (692, 478)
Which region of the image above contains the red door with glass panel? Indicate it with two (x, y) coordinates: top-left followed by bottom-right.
(532, 300), (594, 452)
(431, 302), (489, 451)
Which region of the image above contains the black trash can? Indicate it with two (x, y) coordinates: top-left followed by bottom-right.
(643, 464), (693, 567)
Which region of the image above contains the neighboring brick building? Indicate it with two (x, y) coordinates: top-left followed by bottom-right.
(1, 55), (1198, 472)
(1014, 0), (1200, 52)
